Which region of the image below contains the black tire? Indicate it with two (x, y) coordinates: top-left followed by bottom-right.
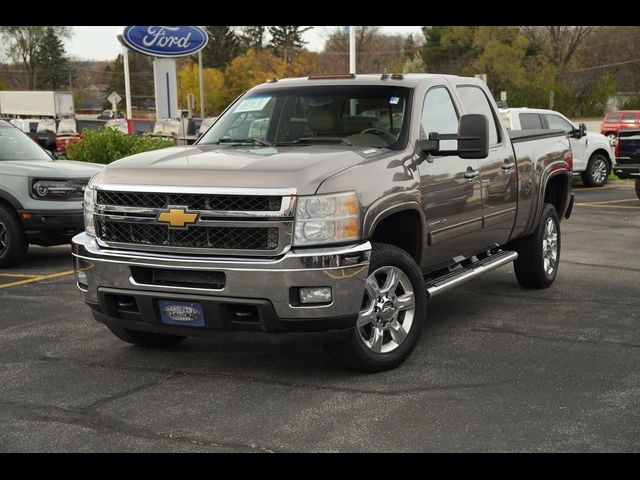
(107, 325), (186, 348)
(635, 179), (640, 200)
(323, 243), (426, 373)
(581, 153), (610, 187)
(512, 203), (561, 289)
(0, 204), (27, 268)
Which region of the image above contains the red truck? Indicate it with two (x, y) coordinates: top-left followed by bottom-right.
(600, 110), (640, 142)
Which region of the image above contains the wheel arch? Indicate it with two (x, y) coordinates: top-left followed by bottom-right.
(365, 205), (425, 266)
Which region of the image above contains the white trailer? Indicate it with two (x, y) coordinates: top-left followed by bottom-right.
(0, 91), (74, 118)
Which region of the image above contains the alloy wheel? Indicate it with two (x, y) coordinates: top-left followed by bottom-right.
(542, 217), (558, 276)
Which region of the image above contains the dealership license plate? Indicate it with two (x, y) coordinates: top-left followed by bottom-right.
(159, 300), (205, 327)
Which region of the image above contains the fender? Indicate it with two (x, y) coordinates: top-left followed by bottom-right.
(526, 166), (570, 236)
(0, 188), (23, 211)
(362, 191), (426, 239)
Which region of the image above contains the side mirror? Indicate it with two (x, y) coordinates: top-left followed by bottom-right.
(419, 114), (489, 160)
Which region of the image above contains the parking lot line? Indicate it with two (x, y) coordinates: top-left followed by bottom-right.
(0, 273), (42, 278)
(0, 270), (74, 289)
(574, 203), (640, 209)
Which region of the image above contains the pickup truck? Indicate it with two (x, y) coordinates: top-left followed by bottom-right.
(72, 74), (575, 372)
(501, 107), (614, 187)
(0, 120), (102, 267)
(613, 129), (640, 199)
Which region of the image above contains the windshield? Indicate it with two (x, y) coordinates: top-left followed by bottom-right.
(199, 85), (411, 149)
(36, 120), (56, 133)
(0, 127), (51, 161)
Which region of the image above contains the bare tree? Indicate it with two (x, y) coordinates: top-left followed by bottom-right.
(521, 26), (594, 78)
(0, 26), (71, 89)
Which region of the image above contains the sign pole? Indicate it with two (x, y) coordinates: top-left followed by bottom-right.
(349, 26), (356, 75)
(198, 50), (205, 119)
(122, 46), (133, 119)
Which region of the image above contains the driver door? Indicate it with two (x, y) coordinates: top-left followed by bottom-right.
(544, 113), (585, 170)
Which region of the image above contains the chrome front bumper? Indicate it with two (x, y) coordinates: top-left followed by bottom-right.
(71, 232), (371, 322)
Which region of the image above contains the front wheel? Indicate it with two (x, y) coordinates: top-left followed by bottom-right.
(0, 205), (27, 268)
(581, 153), (610, 187)
(512, 203), (561, 289)
(324, 243), (426, 372)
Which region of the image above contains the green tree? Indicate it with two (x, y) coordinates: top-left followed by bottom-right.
(103, 52), (154, 111)
(420, 26), (477, 74)
(267, 26), (312, 63)
(0, 26), (71, 89)
(36, 27), (68, 89)
(240, 26), (266, 51)
(202, 26), (241, 69)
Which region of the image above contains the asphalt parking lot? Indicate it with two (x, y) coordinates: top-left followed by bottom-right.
(1, 180), (639, 452)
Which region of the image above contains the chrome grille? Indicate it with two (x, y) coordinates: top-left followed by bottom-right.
(93, 186), (295, 256)
(96, 190), (282, 211)
(96, 218), (279, 251)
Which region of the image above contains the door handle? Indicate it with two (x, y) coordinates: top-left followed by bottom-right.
(464, 168), (480, 179)
(502, 161), (516, 170)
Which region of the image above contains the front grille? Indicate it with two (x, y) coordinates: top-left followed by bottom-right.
(96, 190), (282, 211)
(96, 218), (279, 251)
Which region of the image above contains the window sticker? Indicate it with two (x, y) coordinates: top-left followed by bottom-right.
(234, 96), (272, 113)
(389, 96), (400, 105)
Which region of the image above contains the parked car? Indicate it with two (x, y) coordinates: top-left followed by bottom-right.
(600, 110), (640, 142)
(151, 118), (203, 145)
(73, 74), (574, 372)
(0, 120), (102, 267)
(97, 109), (124, 120)
(501, 107), (615, 187)
(151, 119), (181, 142)
(106, 118), (155, 136)
(56, 119), (107, 155)
(613, 129), (640, 199)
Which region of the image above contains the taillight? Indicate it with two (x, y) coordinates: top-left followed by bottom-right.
(564, 150), (573, 171)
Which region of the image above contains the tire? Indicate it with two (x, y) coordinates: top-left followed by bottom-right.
(635, 179), (640, 200)
(0, 204), (27, 268)
(512, 203), (561, 289)
(324, 243), (426, 373)
(107, 325), (186, 348)
(581, 153), (610, 187)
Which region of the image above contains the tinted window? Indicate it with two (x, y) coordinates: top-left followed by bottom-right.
(622, 113), (638, 123)
(0, 126), (51, 161)
(132, 121), (153, 134)
(420, 87), (458, 150)
(519, 113), (544, 130)
(606, 113), (621, 122)
(544, 114), (574, 134)
(456, 86), (500, 144)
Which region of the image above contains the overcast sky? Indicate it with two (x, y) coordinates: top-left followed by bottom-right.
(65, 26), (423, 61)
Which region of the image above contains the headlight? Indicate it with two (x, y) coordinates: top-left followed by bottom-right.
(83, 185), (96, 236)
(293, 191), (359, 246)
(31, 180), (77, 199)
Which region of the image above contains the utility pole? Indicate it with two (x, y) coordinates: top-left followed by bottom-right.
(123, 46), (132, 119)
(198, 50), (205, 119)
(349, 26), (356, 75)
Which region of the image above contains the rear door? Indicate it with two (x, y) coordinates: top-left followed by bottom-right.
(417, 85), (484, 270)
(456, 85), (517, 248)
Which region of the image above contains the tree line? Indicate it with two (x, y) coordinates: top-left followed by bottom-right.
(2, 26), (640, 118)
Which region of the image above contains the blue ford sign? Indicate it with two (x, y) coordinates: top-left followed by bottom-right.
(119, 26), (209, 58)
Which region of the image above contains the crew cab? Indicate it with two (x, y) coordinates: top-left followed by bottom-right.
(613, 129), (640, 199)
(72, 74), (574, 372)
(501, 107), (614, 187)
(601, 110), (640, 142)
(0, 120), (102, 267)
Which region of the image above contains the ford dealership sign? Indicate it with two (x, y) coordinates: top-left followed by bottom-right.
(119, 26), (209, 57)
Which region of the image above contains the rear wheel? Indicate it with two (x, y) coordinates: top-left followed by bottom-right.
(512, 203), (561, 289)
(581, 153), (609, 187)
(324, 243), (426, 372)
(0, 205), (27, 268)
(107, 325), (186, 348)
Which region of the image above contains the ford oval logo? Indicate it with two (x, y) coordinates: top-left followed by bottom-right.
(120, 26), (209, 58)
(162, 305), (201, 322)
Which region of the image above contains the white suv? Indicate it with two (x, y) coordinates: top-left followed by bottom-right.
(500, 107), (615, 187)
(0, 120), (102, 267)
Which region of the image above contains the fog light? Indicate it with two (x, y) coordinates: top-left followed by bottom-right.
(299, 287), (332, 304)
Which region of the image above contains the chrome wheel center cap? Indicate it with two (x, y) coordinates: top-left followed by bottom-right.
(376, 296), (396, 325)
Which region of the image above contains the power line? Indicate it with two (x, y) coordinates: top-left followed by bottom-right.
(569, 57), (640, 72)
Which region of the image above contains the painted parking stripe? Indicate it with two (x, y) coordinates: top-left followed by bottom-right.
(0, 270), (74, 289)
(0, 273), (42, 278)
(574, 203), (640, 209)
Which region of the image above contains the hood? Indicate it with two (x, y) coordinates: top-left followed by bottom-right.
(585, 131), (612, 146)
(97, 144), (371, 195)
(1, 159), (103, 178)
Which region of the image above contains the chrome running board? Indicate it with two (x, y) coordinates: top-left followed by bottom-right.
(425, 250), (518, 298)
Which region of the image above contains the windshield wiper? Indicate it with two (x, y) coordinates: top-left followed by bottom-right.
(210, 137), (272, 147)
(275, 137), (353, 146)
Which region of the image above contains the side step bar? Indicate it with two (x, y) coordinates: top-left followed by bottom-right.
(425, 250), (518, 298)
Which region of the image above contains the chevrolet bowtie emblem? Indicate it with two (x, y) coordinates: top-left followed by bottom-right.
(157, 207), (199, 228)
